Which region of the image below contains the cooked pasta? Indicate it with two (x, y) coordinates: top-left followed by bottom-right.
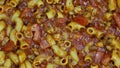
(14, 18), (23, 32)
(0, 21), (6, 32)
(0, 51), (5, 65)
(64, 40), (71, 48)
(8, 0), (20, 7)
(0, 0), (5, 5)
(59, 56), (69, 65)
(17, 50), (26, 63)
(90, 64), (99, 68)
(19, 63), (26, 68)
(46, 63), (54, 68)
(108, 0), (116, 11)
(0, 14), (7, 20)
(0, 0), (119, 68)
(104, 12), (112, 21)
(0, 5), (3, 13)
(70, 47), (79, 65)
(52, 45), (67, 57)
(87, 27), (97, 35)
(33, 54), (51, 67)
(84, 42), (93, 53)
(46, 7), (56, 19)
(117, 0), (120, 8)
(8, 52), (19, 65)
(46, 0), (54, 4)
(67, 21), (85, 31)
(6, 25), (12, 36)
(46, 34), (56, 46)
(16, 32), (24, 40)
(57, 11), (64, 18)
(4, 59), (12, 68)
(111, 50), (120, 68)
(20, 40), (29, 49)
(54, 0), (59, 4)
(84, 55), (92, 62)
(11, 10), (20, 22)
(28, 0), (44, 8)
(66, 0), (74, 11)
(10, 29), (17, 45)
(24, 60), (32, 68)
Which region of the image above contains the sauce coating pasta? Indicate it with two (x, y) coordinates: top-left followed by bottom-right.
(0, 0), (120, 68)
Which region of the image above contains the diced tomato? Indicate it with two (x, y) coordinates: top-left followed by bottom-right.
(40, 39), (50, 49)
(114, 13), (120, 29)
(101, 54), (111, 66)
(21, 8), (29, 17)
(95, 51), (105, 63)
(73, 16), (88, 26)
(24, 38), (33, 45)
(31, 24), (42, 44)
(2, 41), (15, 52)
(23, 48), (32, 55)
(55, 18), (67, 27)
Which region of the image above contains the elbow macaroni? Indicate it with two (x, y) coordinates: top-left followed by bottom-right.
(111, 39), (120, 50)
(111, 50), (120, 67)
(9, 0), (20, 7)
(90, 64), (99, 68)
(70, 47), (79, 66)
(17, 50), (26, 63)
(84, 42), (93, 53)
(11, 10), (20, 22)
(0, 30), (5, 41)
(52, 45), (67, 57)
(84, 55), (92, 62)
(33, 54), (51, 67)
(0, 21), (6, 32)
(10, 29), (17, 45)
(0, 0), (118, 67)
(46, 34), (56, 46)
(66, 0), (74, 11)
(4, 59), (12, 68)
(8, 52), (19, 65)
(14, 18), (23, 32)
(60, 56), (69, 65)
(108, 0), (116, 11)
(0, 14), (8, 20)
(67, 21), (85, 31)
(16, 32), (24, 41)
(28, 0), (44, 8)
(25, 60), (32, 68)
(46, 0), (54, 4)
(0, 51), (5, 65)
(0, 0), (5, 5)
(87, 27), (103, 38)
(87, 27), (97, 35)
(64, 40), (71, 48)
(54, 0), (60, 4)
(0, 5), (3, 13)
(11, 10), (23, 32)
(19, 63), (26, 68)
(7, 25), (12, 36)
(57, 11), (64, 18)
(20, 40), (29, 49)
(46, 7), (56, 19)
(54, 56), (68, 66)
(46, 63), (54, 68)
(117, 0), (120, 8)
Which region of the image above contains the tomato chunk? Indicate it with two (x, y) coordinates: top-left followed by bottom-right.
(114, 13), (120, 29)
(31, 24), (42, 44)
(73, 16), (88, 26)
(2, 41), (15, 52)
